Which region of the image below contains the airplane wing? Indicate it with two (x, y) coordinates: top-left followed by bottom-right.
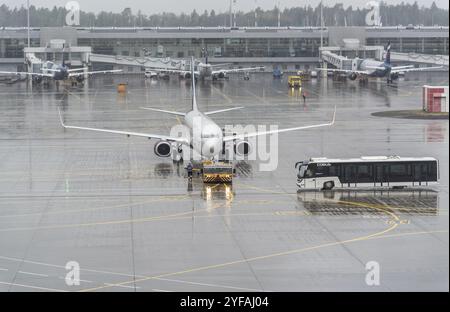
(223, 106), (336, 142)
(365, 65), (388, 71)
(212, 66), (264, 75)
(210, 63), (232, 68)
(147, 68), (190, 75)
(68, 69), (122, 77)
(67, 68), (89, 73)
(0, 71), (53, 78)
(58, 109), (189, 145)
(315, 68), (370, 75)
(140, 107), (186, 116)
(204, 107), (244, 116)
(389, 65), (414, 71)
(390, 66), (444, 74)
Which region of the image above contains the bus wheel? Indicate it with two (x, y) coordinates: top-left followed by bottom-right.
(323, 181), (335, 191)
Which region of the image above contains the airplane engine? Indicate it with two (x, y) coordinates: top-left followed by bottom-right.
(154, 141), (172, 158)
(184, 72), (192, 79)
(217, 72), (225, 79)
(32, 76), (43, 84)
(234, 140), (252, 157)
(390, 73), (399, 81)
(348, 73), (358, 81)
(76, 76), (85, 83)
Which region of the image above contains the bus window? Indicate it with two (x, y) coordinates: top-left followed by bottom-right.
(374, 164), (385, 183)
(413, 162), (428, 182)
(343, 164), (356, 183)
(389, 163), (412, 182)
(329, 164), (340, 177)
(315, 165), (330, 177)
(357, 164), (374, 183)
(428, 161), (438, 181)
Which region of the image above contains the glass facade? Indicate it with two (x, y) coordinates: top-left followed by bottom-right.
(0, 28), (447, 59)
(366, 37), (448, 54)
(78, 36), (328, 58)
(0, 38), (40, 58)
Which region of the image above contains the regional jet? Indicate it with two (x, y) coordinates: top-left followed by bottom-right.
(149, 54), (264, 81)
(59, 57), (336, 161)
(317, 42), (443, 83)
(0, 60), (121, 84)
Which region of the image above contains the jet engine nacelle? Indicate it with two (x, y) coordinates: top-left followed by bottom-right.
(390, 73), (399, 81)
(217, 72), (225, 79)
(348, 73), (358, 81)
(183, 72), (192, 79)
(234, 140), (252, 157)
(32, 76), (43, 84)
(76, 76), (85, 83)
(154, 140), (172, 158)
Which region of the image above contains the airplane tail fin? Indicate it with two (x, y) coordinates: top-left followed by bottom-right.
(191, 57), (199, 112)
(384, 41), (391, 65)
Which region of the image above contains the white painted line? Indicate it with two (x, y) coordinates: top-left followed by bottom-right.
(104, 283), (140, 290)
(18, 271), (49, 278)
(0, 281), (67, 292)
(0, 268), (8, 271)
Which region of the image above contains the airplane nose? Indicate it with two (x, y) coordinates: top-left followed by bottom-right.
(203, 139), (221, 157)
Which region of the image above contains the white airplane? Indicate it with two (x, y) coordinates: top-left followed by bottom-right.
(59, 58), (336, 161)
(0, 60), (121, 84)
(150, 57), (264, 81)
(317, 42), (443, 83)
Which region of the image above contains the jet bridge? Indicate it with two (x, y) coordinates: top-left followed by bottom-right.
(319, 41), (385, 76)
(89, 54), (186, 71)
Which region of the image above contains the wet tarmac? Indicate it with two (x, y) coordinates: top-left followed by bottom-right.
(0, 72), (448, 292)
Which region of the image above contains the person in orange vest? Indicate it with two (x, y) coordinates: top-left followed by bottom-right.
(302, 90), (307, 103)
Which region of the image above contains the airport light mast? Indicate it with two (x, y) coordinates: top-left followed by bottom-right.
(27, 0), (30, 48)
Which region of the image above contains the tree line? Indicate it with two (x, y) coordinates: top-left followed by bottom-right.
(0, 2), (448, 28)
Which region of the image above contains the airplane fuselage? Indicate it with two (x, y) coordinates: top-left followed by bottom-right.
(196, 63), (213, 79)
(184, 110), (223, 158)
(359, 59), (391, 78)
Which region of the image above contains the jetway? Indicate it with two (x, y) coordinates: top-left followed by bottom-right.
(89, 54), (186, 71)
(319, 43), (385, 76)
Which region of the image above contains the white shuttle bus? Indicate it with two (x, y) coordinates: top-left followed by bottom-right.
(296, 156), (439, 190)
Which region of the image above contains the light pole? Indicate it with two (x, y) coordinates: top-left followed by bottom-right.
(229, 0), (233, 27)
(27, 0), (30, 48)
(320, 0), (323, 50)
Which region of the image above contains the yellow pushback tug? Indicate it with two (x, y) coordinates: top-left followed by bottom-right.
(201, 161), (234, 184)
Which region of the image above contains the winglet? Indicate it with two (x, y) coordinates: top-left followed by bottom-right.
(57, 108), (66, 128)
(331, 105), (337, 125)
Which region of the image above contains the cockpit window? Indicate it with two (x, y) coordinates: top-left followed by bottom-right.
(201, 133), (218, 139)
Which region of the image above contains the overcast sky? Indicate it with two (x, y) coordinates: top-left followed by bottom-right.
(2, 0), (449, 14)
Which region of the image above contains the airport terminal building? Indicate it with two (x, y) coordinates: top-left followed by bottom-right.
(0, 26), (448, 72)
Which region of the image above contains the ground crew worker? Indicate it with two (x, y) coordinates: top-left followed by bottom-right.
(186, 162), (193, 180)
(302, 90), (307, 103)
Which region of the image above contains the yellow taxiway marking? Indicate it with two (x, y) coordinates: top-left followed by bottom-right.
(0, 195), (188, 219)
(77, 194), (404, 292)
(0, 202), (229, 232)
(79, 225), (448, 292)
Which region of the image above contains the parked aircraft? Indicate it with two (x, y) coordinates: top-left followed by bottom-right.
(59, 58), (336, 161)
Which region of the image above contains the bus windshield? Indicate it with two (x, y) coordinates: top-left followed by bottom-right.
(298, 165), (312, 178)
